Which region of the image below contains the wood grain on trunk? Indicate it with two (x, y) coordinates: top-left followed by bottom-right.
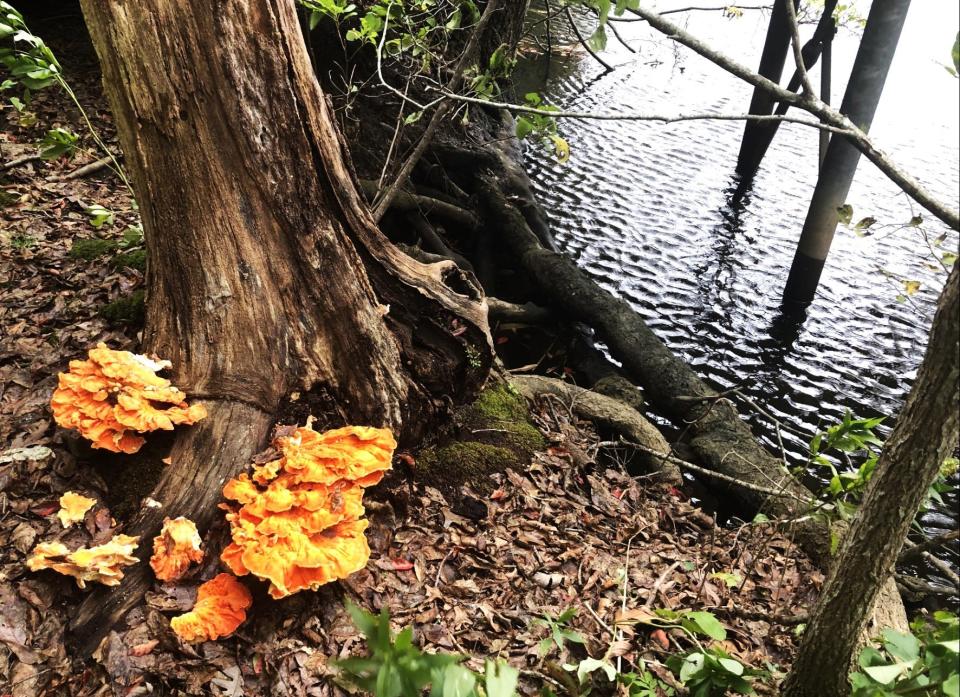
(72, 0), (493, 653)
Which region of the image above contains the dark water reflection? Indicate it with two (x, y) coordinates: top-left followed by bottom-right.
(515, 2), (960, 587)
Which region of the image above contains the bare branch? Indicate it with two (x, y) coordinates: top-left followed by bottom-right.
(782, 0), (816, 97)
(427, 88), (853, 133)
(899, 529), (960, 563)
(565, 6), (614, 72)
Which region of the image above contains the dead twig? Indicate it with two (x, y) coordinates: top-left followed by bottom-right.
(1, 153), (42, 171)
(52, 155), (112, 181)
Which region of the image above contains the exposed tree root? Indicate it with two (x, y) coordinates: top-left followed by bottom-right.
(487, 298), (554, 324)
(510, 374), (681, 484)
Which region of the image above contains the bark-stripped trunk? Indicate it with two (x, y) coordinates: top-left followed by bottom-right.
(783, 265), (960, 697)
(71, 0), (492, 654)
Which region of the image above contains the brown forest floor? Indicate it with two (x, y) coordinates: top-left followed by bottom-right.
(0, 22), (823, 697)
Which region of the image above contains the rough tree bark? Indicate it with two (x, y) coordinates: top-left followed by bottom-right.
(71, 0), (492, 655)
(783, 264), (960, 697)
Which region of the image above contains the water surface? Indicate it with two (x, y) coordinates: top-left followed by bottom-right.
(515, 2), (960, 584)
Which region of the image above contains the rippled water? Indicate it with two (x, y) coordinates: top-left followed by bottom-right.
(515, 3), (960, 577)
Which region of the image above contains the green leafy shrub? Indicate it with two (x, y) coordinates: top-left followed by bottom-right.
(336, 601), (519, 697)
(849, 611), (959, 696)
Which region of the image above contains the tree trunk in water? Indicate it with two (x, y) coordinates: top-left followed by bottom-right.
(782, 0), (911, 305)
(783, 264), (960, 697)
(71, 0), (492, 655)
(735, 0), (799, 180)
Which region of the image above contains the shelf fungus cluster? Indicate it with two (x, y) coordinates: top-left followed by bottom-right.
(220, 424), (396, 599)
(50, 343), (207, 454)
(150, 516), (204, 583)
(170, 573), (252, 643)
(26, 534), (139, 588)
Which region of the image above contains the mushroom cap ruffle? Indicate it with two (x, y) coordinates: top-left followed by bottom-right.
(57, 491), (96, 528)
(221, 425), (395, 598)
(222, 518), (371, 599)
(26, 534), (139, 588)
(253, 426), (395, 487)
(50, 343), (207, 454)
(169, 573), (252, 643)
(150, 516), (204, 582)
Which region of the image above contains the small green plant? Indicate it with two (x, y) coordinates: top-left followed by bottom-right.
(622, 608), (762, 696)
(806, 410), (884, 514)
(39, 126), (79, 160)
(84, 203), (114, 229)
(617, 670), (676, 696)
(804, 411), (956, 540)
(515, 93), (569, 163)
(10, 233), (35, 249)
(532, 606), (586, 657)
(299, 0), (358, 29)
(0, 2), (132, 193)
(849, 611), (959, 696)
(336, 601), (519, 697)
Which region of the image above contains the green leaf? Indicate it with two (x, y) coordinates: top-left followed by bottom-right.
(710, 572), (743, 588)
(483, 660), (518, 697)
(440, 664), (475, 697)
(515, 117), (534, 140)
(568, 657), (617, 684)
(678, 652), (706, 683)
(84, 203), (114, 229)
(882, 629), (920, 662)
(952, 32), (959, 75)
(862, 661), (915, 685)
(683, 611), (727, 641)
(837, 203), (854, 225)
(38, 127), (78, 160)
(943, 673), (959, 697)
(718, 658), (745, 676)
(586, 26), (608, 52)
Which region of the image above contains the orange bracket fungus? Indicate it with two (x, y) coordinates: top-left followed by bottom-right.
(57, 491), (96, 528)
(150, 516), (204, 583)
(220, 424), (396, 599)
(26, 534), (139, 588)
(170, 573), (252, 643)
(50, 343), (207, 454)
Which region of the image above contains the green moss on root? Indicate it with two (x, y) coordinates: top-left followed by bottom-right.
(69, 238), (119, 260)
(111, 249), (147, 272)
(415, 441), (518, 488)
(99, 289), (145, 325)
(462, 383), (545, 455)
(414, 383), (546, 490)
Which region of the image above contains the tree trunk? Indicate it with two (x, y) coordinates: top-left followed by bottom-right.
(71, 0), (492, 655)
(783, 264), (960, 697)
(735, 0), (799, 179)
(782, 0), (911, 305)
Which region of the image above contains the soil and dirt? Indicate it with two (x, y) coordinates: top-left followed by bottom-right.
(0, 13), (834, 697)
